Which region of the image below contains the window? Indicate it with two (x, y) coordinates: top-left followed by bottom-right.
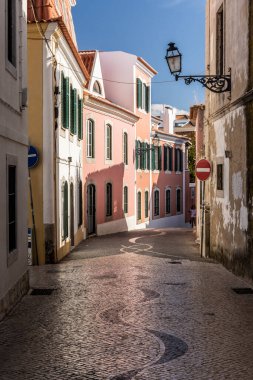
(62, 181), (68, 239)
(154, 189), (159, 216)
(176, 188), (181, 213)
(165, 189), (171, 214)
(106, 183), (112, 216)
(145, 191), (149, 218)
(123, 186), (128, 214)
(93, 80), (102, 94)
(8, 164), (16, 253)
(78, 180), (82, 227)
(175, 148), (183, 172)
(123, 132), (128, 165)
(136, 140), (141, 169)
(78, 97), (83, 140)
(106, 124), (112, 160)
(152, 146), (162, 171)
(87, 119), (94, 158)
(164, 146), (173, 171)
(136, 78), (150, 112)
(70, 86), (77, 134)
(217, 164), (223, 190)
(6, 0), (16, 67)
(216, 5), (224, 75)
(61, 73), (70, 129)
(137, 191), (141, 220)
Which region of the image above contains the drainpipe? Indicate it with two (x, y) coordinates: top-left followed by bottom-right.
(53, 57), (58, 263)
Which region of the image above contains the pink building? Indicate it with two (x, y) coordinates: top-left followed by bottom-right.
(80, 51), (139, 236)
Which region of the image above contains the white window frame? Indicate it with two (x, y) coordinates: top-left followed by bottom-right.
(86, 119), (95, 158)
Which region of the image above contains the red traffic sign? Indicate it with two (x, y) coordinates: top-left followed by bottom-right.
(196, 159), (211, 181)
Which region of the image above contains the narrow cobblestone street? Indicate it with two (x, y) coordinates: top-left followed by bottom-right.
(1, 229), (253, 380)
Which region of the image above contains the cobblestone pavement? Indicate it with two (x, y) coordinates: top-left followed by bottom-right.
(1, 228), (253, 380)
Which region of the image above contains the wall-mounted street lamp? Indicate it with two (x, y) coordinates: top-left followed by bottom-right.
(136, 133), (160, 155)
(165, 42), (231, 93)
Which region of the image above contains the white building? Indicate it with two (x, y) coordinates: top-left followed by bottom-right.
(0, 0), (29, 319)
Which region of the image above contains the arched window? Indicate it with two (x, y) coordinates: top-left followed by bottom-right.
(106, 124), (112, 160)
(106, 183), (112, 216)
(62, 181), (68, 239)
(145, 190), (149, 218)
(154, 189), (160, 216)
(93, 80), (102, 94)
(123, 132), (128, 165)
(137, 191), (141, 220)
(176, 188), (181, 213)
(165, 188), (171, 214)
(123, 186), (128, 214)
(87, 119), (94, 158)
(78, 180), (83, 227)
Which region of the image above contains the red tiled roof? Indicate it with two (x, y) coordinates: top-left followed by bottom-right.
(79, 51), (96, 76)
(27, 0), (59, 21)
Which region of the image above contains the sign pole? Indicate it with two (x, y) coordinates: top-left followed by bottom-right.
(200, 180), (205, 258)
(28, 168), (39, 265)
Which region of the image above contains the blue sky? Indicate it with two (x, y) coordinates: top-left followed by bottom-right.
(72, 0), (206, 111)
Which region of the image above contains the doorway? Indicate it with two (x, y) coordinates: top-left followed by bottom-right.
(87, 184), (96, 235)
(70, 183), (74, 246)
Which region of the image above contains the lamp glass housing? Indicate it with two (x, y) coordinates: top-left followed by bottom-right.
(165, 43), (182, 75)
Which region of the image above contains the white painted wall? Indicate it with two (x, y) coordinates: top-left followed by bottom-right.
(0, 0), (28, 301)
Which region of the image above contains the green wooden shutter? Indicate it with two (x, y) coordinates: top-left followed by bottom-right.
(61, 72), (65, 127)
(164, 146), (167, 171)
(145, 86), (150, 113)
(135, 140), (139, 169)
(66, 77), (70, 129)
(70, 85), (74, 133)
(158, 146), (162, 171)
(78, 98), (83, 140)
(151, 145), (155, 170)
(141, 143), (145, 169)
(147, 144), (150, 170)
(137, 78), (142, 109)
(73, 89), (77, 134)
(180, 150), (183, 172)
(63, 182), (68, 239)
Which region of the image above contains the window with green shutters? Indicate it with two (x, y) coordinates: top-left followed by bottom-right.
(73, 89), (77, 134)
(123, 132), (128, 165)
(147, 145), (150, 170)
(123, 186), (128, 214)
(106, 124), (112, 160)
(169, 147), (173, 171)
(78, 97), (83, 140)
(70, 86), (77, 135)
(61, 73), (70, 129)
(137, 78), (142, 108)
(137, 191), (141, 220)
(136, 140), (141, 169)
(145, 191), (149, 218)
(87, 119), (94, 158)
(158, 146), (162, 170)
(175, 148), (183, 172)
(152, 146), (161, 171)
(145, 86), (150, 113)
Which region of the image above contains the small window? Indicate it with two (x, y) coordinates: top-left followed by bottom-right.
(175, 148), (183, 172)
(7, 0), (16, 67)
(123, 132), (128, 165)
(137, 191), (141, 220)
(145, 191), (149, 218)
(217, 164), (223, 190)
(106, 183), (112, 216)
(106, 124), (112, 160)
(8, 164), (16, 252)
(124, 186), (128, 214)
(154, 189), (159, 216)
(93, 80), (102, 94)
(87, 119), (94, 158)
(136, 78), (150, 112)
(165, 189), (171, 214)
(176, 188), (181, 213)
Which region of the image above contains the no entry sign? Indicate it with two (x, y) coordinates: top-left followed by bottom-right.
(196, 159), (211, 181)
(28, 145), (39, 169)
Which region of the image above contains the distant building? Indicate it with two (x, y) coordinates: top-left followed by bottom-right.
(0, 0), (29, 319)
(80, 51), (139, 235)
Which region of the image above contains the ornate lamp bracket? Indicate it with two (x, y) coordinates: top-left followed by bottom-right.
(175, 70), (231, 93)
